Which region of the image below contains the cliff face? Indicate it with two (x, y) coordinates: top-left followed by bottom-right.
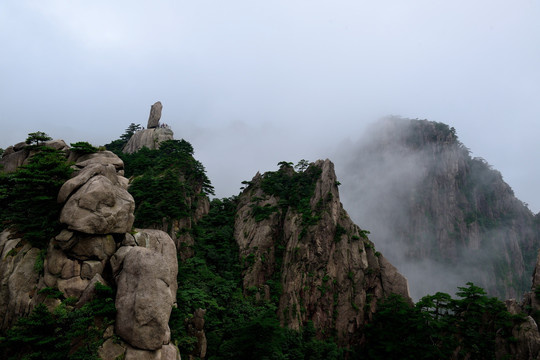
(234, 159), (410, 345)
(337, 117), (540, 299)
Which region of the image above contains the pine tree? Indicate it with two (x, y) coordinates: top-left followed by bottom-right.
(0, 146), (72, 247)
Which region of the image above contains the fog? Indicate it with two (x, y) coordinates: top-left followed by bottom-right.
(333, 118), (536, 300)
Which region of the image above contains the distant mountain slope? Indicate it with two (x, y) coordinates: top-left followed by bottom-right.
(336, 117), (540, 299)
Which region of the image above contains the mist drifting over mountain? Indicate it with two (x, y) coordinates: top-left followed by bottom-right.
(333, 117), (540, 300)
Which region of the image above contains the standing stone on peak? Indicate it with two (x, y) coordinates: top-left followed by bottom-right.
(147, 101), (163, 129)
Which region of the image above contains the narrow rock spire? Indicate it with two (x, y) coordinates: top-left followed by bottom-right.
(147, 101), (163, 129)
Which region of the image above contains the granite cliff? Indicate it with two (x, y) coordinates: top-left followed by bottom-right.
(337, 117), (540, 299)
(235, 159), (410, 345)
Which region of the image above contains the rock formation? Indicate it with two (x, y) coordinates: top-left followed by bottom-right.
(122, 127), (174, 154)
(113, 229), (178, 351)
(0, 142), (181, 359)
(336, 117), (540, 299)
(495, 251), (540, 359)
(0, 139), (69, 173)
(147, 101), (163, 129)
(0, 231), (46, 330)
(121, 101), (174, 154)
(235, 159), (411, 346)
(186, 308), (207, 359)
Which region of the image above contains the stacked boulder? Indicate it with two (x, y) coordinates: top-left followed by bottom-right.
(0, 144), (181, 360)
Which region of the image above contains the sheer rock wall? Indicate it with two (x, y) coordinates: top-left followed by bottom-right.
(235, 159), (410, 346)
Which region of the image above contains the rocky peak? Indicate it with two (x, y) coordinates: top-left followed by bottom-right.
(234, 158), (410, 346)
(121, 101), (174, 154)
(337, 117), (540, 299)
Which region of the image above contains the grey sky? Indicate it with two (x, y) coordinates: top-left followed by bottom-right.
(1, 1), (539, 212)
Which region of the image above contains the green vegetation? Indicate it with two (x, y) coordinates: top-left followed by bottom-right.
(25, 131), (52, 147)
(105, 123), (141, 153)
(260, 161), (322, 228)
(361, 283), (520, 360)
(0, 143), (73, 247)
(70, 141), (98, 154)
(173, 199), (519, 359)
(0, 283), (116, 360)
(120, 139), (214, 228)
(334, 224), (347, 243)
(170, 197), (347, 359)
(250, 203), (279, 222)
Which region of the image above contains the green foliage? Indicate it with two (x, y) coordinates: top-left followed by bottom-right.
(103, 138), (125, 154)
(362, 283), (520, 360)
(121, 139), (214, 228)
(129, 168), (191, 228)
(170, 197), (346, 359)
(104, 123), (141, 154)
(295, 159), (310, 172)
(38, 287), (64, 299)
(359, 229), (370, 239)
(34, 249), (47, 274)
(214, 314), (346, 360)
(250, 203), (279, 222)
(260, 162), (322, 228)
(25, 131), (52, 146)
(334, 224), (346, 243)
(70, 141), (98, 154)
(534, 285), (540, 299)
(120, 123), (142, 142)
(1, 283), (116, 360)
(124, 139), (213, 194)
(171, 198), (252, 356)
(0, 146), (73, 247)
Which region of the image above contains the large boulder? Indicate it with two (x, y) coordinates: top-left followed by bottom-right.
(68, 151), (125, 172)
(59, 174), (135, 234)
(114, 229), (177, 351)
(115, 246), (176, 350)
(147, 101), (163, 129)
(58, 163), (120, 203)
(0, 231), (42, 331)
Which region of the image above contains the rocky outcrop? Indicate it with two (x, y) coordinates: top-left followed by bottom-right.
(186, 308), (207, 360)
(0, 231), (47, 331)
(0, 142), (181, 359)
(147, 101), (163, 129)
(0, 139), (69, 173)
(113, 229), (178, 351)
(122, 128), (174, 154)
(494, 251), (540, 359)
(59, 171), (135, 234)
(235, 159), (410, 345)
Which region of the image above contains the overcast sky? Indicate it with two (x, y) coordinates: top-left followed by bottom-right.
(1, 1), (539, 212)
